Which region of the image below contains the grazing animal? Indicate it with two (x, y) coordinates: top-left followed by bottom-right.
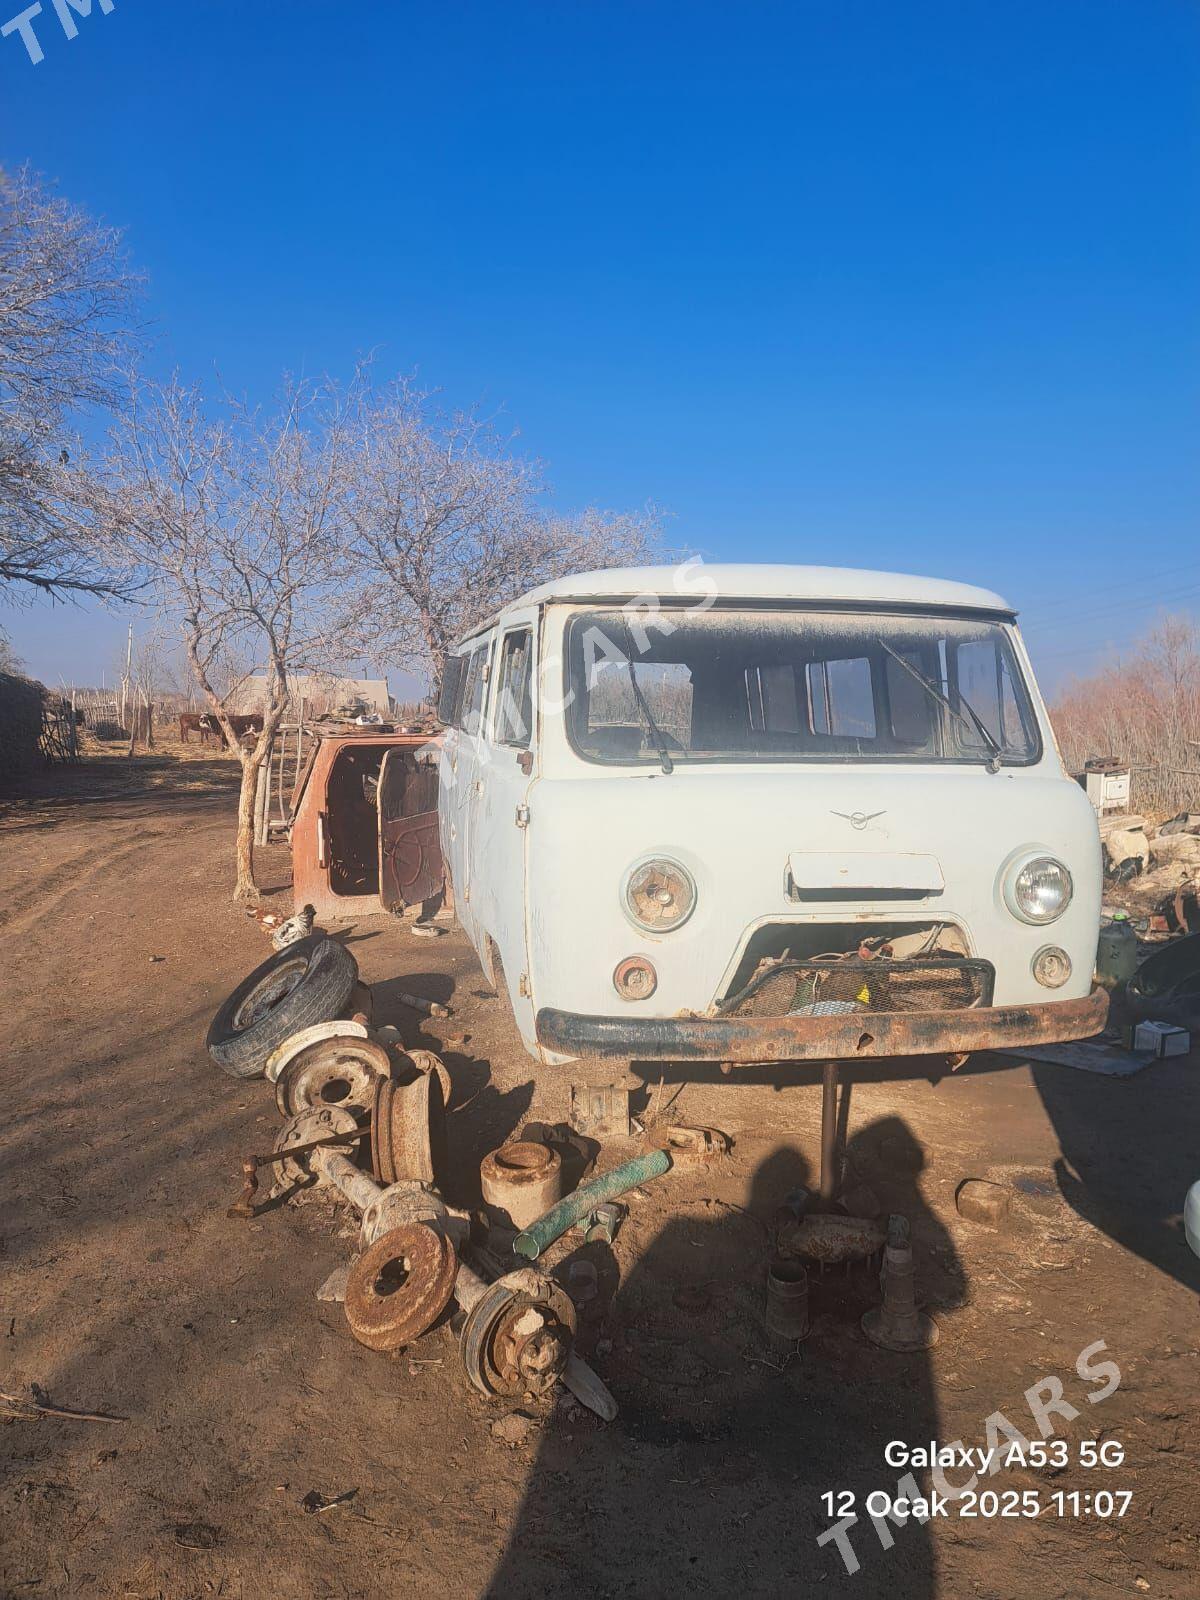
(179, 711), (265, 746)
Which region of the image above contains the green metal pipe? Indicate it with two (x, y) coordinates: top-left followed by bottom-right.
(513, 1148), (672, 1259)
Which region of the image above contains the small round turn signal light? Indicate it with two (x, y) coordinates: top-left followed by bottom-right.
(1032, 945), (1072, 989)
(613, 955), (657, 1002)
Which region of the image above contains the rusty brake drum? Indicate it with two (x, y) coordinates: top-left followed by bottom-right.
(344, 1222), (458, 1352)
(459, 1268), (576, 1399)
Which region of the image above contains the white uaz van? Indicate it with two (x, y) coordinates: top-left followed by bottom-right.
(437, 563), (1107, 1068)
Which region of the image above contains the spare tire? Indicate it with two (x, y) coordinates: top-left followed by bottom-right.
(206, 936), (359, 1078)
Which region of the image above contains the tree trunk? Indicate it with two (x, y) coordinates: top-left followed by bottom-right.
(233, 751), (260, 901)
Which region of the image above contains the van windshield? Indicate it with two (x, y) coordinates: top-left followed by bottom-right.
(563, 608), (1041, 766)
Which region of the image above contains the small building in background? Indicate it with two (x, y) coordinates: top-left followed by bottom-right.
(229, 673), (392, 720)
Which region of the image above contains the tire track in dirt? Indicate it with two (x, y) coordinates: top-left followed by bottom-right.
(0, 817), (228, 939)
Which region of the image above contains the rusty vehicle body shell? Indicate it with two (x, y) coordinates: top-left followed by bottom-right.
(289, 729), (442, 921)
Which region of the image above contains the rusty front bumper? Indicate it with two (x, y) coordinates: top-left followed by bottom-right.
(535, 987), (1109, 1064)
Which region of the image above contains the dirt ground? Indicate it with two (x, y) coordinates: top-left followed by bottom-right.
(1, 748), (1197, 1600)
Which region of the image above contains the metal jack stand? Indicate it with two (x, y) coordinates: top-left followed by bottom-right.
(818, 1061), (841, 1208)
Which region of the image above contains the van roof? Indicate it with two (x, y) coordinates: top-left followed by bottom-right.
(458, 562), (1014, 643)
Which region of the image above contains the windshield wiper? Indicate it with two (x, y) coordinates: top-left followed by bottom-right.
(618, 619), (675, 774)
(879, 642), (1003, 773)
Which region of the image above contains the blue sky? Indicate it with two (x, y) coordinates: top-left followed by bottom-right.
(3, 0), (1198, 693)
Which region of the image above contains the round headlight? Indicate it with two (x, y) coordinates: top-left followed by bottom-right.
(623, 857), (696, 933)
(1006, 855), (1073, 924)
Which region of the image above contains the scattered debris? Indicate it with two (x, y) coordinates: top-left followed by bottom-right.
(1127, 935), (1200, 1028)
(955, 1179), (1012, 1228)
(1000, 1038), (1153, 1077)
(490, 1411), (536, 1446)
(1131, 1020), (1191, 1058)
(561, 1352), (619, 1422)
(480, 1140), (564, 1231)
(370, 1070), (447, 1187)
(776, 1212), (887, 1265)
(457, 1263), (577, 1400)
(0, 1388), (127, 1424)
(300, 1488), (357, 1515)
(566, 1259), (599, 1304)
(765, 1258), (810, 1342)
(344, 1223), (458, 1351)
(861, 1216), (939, 1352)
(651, 1124), (731, 1162)
(513, 1148), (673, 1261)
(317, 1264), (350, 1303)
(394, 989), (450, 1019)
(568, 1081), (631, 1140)
(577, 1201), (625, 1244)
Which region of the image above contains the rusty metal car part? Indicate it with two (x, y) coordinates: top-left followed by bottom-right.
(650, 1125), (731, 1161)
(568, 1081), (631, 1139)
(765, 1258), (811, 1342)
(272, 1106), (361, 1188)
(360, 1180), (449, 1248)
(718, 954), (995, 1018)
(343, 1223), (458, 1351)
(480, 1142), (564, 1231)
(458, 1253), (616, 1420)
(457, 1267), (577, 1399)
(535, 987), (1110, 1063)
(344, 981), (375, 1024)
(264, 1017), (370, 1084)
(401, 1047), (453, 1110)
(274, 1035), (392, 1117)
(861, 1215), (939, 1352)
(776, 1212), (887, 1266)
(577, 1201), (625, 1244)
(372, 1070), (446, 1187)
(229, 1112), (365, 1216)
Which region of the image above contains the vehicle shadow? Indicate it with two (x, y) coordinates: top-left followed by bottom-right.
(486, 1116), (956, 1598)
(1030, 1060), (1200, 1296)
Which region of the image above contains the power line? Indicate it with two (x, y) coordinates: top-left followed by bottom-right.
(1017, 557), (1200, 624)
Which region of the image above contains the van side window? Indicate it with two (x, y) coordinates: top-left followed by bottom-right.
(437, 656), (465, 726)
(494, 629), (533, 748)
(461, 643), (490, 735)
(806, 657), (876, 738)
(745, 664), (800, 733)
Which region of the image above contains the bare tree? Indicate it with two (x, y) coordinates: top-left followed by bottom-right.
(0, 166), (141, 600)
(94, 376), (357, 899)
(345, 380), (664, 684)
(1051, 614), (1200, 815)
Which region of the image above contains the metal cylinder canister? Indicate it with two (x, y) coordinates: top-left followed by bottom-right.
(480, 1141), (563, 1231)
(765, 1257), (810, 1341)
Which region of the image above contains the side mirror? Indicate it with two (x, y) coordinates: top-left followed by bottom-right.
(517, 750), (533, 775)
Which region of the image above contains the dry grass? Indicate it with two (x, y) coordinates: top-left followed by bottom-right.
(1051, 616), (1200, 816)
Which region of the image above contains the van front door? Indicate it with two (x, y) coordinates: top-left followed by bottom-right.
(467, 611), (538, 1038)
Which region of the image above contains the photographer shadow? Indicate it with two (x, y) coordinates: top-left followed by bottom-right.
(486, 1114), (958, 1598)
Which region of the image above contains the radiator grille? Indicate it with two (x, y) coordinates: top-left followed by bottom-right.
(719, 956), (995, 1018)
